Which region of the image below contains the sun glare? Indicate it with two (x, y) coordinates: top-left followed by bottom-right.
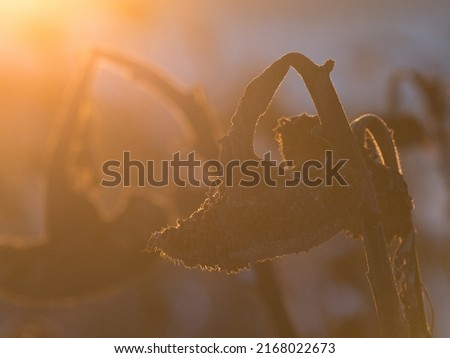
(0, 0), (69, 20)
(0, 0), (74, 40)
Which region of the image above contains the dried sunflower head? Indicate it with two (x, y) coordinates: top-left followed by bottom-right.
(147, 53), (367, 273)
(275, 113), (414, 242)
(274, 113), (332, 166)
(147, 164), (364, 272)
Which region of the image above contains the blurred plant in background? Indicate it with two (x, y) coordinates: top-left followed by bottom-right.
(0, 0), (449, 337)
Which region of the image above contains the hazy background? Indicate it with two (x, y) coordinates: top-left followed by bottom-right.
(0, 0), (449, 337)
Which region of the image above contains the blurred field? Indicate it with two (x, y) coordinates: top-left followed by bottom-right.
(0, 0), (449, 337)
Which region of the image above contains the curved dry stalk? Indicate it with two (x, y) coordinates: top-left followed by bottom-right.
(221, 54), (356, 164)
(351, 114), (401, 172)
(351, 114), (431, 337)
